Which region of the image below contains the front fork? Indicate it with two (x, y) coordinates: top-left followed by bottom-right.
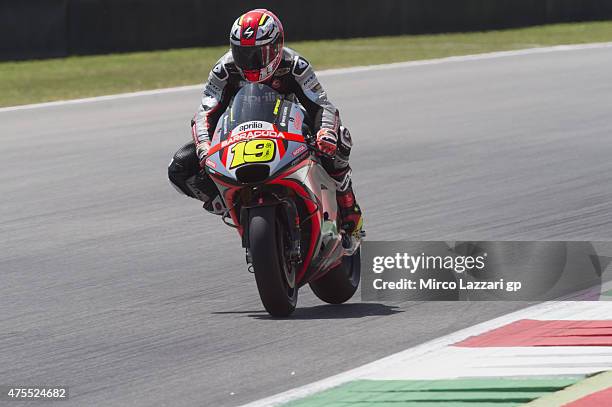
(240, 198), (302, 265)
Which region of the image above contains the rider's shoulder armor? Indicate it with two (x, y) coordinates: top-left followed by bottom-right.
(212, 51), (243, 87)
(282, 47), (312, 79)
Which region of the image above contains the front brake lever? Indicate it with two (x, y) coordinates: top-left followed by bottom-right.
(304, 132), (335, 159)
(308, 145), (335, 160)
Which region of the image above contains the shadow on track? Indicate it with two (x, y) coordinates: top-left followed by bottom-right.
(212, 302), (403, 320)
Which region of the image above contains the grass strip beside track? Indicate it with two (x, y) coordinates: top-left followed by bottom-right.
(282, 378), (581, 407)
(2, 21), (612, 107)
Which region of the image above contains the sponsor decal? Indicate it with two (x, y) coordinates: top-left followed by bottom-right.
(222, 130), (285, 148)
(206, 82), (223, 99)
(303, 73), (318, 89)
(238, 92), (277, 104)
(271, 79), (282, 90)
(292, 144), (307, 157)
(263, 62), (275, 78)
(243, 26), (255, 39)
(293, 111), (303, 131)
(236, 121), (264, 132)
(205, 157), (217, 169)
(280, 106), (289, 126)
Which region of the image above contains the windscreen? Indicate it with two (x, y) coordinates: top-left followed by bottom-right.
(228, 83), (281, 130)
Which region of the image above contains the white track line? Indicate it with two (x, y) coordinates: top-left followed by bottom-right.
(0, 84), (202, 113)
(2, 42), (612, 114)
(370, 333), (612, 380)
(240, 281), (612, 407)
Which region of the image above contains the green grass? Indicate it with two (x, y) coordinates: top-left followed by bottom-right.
(2, 20), (612, 107)
(283, 378), (581, 406)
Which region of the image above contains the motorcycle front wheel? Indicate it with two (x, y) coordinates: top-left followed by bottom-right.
(249, 206), (298, 317)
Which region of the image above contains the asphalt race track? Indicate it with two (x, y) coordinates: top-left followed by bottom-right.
(2, 47), (612, 406)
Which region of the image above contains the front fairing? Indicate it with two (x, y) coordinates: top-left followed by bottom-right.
(205, 84), (310, 183)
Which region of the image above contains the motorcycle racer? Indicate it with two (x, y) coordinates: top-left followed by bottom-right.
(168, 8), (363, 236)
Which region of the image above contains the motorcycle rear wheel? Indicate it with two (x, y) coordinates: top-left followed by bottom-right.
(249, 206), (298, 317)
(309, 247), (361, 304)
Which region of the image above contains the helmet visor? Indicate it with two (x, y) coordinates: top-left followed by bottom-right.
(231, 43), (280, 71)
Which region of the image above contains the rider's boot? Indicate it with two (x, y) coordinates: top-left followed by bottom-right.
(203, 194), (227, 215)
(337, 185), (363, 238)
(192, 171), (227, 215)
(330, 167), (364, 239)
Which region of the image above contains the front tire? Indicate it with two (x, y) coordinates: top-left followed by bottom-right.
(309, 247), (361, 304)
(249, 206), (298, 317)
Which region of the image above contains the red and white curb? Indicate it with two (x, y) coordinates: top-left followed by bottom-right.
(368, 303), (612, 380)
(241, 282), (612, 407)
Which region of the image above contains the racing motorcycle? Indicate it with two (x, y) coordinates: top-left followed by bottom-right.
(205, 83), (363, 317)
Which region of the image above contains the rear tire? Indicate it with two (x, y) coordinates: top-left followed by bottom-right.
(310, 247), (361, 304)
(249, 206), (298, 317)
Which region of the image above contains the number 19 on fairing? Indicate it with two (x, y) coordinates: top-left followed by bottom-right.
(229, 140), (276, 169)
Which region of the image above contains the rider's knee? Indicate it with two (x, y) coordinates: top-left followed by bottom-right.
(168, 142), (199, 198)
(328, 166), (352, 192)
